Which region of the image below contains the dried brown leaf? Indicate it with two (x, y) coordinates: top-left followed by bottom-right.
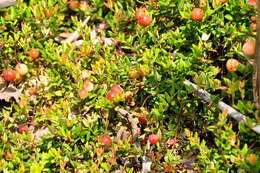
(0, 84), (21, 102)
(59, 32), (72, 38)
(29, 127), (51, 144)
(115, 126), (130, 143)
(115, 107), (140, 141)
(181, 151), (197, 169)
(112, 170), (126, 173)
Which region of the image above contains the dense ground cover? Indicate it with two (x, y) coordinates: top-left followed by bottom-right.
(0, 0), (259, 172)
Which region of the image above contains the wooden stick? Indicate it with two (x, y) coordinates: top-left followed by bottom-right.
(57, 16), (90, 55)
(0, 0), (17, 9)
(184, 80), (260, 134)
(62, 16), (90, 44)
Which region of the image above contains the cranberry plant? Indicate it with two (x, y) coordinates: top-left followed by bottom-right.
(0, 0), (259, 172)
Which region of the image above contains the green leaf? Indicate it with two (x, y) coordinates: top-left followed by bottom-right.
(224, 14), (233, 21)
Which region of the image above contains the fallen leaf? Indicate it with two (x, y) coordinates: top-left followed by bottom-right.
(0, 84), (21, 102)
(59, 32), (72, 38)
(181, 151), (197, 169)
(95, 22), (109, 33)
(0, 77), (7, 92)
(115, 107), (140, 141)
(29, 127), (51, 144)
(74, 39), (84, 47)
(0, 0), (17, 9)
(115, 126), (130, 143)
(112, 170), (126, 173)
(102, 37), (116, 46)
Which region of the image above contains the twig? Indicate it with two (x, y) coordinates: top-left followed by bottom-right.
(62, 16), (90, 44)
(57, 16), (90, 55)
(141, 95), (153, 108)
(184, 79), (260, 134)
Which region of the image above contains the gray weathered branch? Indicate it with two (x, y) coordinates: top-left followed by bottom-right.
(184, 80), (260, 134)
(0, 0), (17, 9)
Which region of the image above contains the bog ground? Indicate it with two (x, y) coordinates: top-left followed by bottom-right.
(0, 0), (259, 172)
